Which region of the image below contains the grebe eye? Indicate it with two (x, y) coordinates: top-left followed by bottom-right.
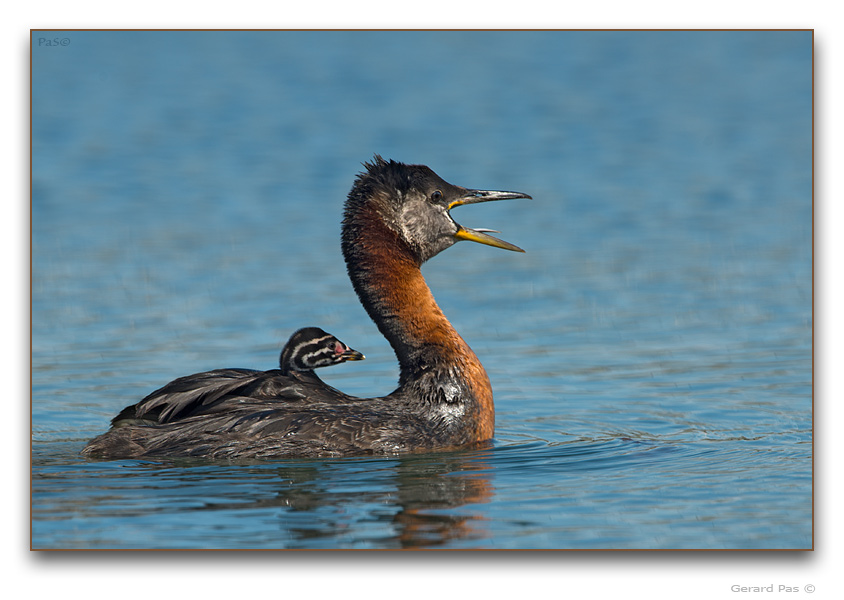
(431, 190), (443, 202)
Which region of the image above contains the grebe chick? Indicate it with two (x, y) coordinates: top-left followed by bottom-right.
(279, 327), (364, 375)
(83, 156), (530, 459)
(105, 327), (363, 429)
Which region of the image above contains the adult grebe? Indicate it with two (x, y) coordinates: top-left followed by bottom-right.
(83, 156), (530, 459)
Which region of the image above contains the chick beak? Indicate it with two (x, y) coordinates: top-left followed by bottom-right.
(342, 347), (365, 362)
(449, 189), (532, 252)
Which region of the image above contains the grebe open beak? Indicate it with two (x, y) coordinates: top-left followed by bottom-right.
(450, 189), (531, 253)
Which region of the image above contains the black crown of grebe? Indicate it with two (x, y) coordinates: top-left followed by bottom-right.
(83, 156), (530, 459)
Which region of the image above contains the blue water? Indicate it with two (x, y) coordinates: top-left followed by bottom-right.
(31, 30), (812, 549)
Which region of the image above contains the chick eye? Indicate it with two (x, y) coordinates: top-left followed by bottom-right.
(431, 190), (443, 202)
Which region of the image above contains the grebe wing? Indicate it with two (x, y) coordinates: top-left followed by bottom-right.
(112, 368), (263, 426)
(112, 369), (357, 427)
